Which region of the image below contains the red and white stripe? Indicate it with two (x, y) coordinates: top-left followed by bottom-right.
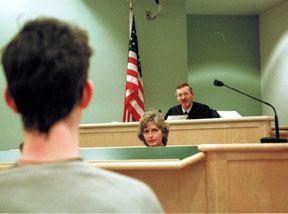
(123, 51), (144, 122)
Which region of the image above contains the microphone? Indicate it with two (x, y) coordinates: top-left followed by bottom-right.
(213, 79), (287, 143)
(213, 79), (224, 87)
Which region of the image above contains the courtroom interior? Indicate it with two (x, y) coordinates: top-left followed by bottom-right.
(0, 0), (288, 213)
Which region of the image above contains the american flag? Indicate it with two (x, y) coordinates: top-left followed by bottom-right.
(123, 13), (144, 122)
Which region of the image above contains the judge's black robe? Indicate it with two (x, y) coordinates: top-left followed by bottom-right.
(164, 102), (219, 120)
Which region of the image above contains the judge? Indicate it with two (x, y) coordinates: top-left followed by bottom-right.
(164, 82), (219, 120)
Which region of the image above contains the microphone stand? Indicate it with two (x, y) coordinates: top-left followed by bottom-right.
(215, 80), (287, 143)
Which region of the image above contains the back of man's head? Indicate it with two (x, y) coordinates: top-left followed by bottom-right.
(1, 18), (92, 133)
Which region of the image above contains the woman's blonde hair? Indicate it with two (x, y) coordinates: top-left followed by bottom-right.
(138, 110), (169, 146)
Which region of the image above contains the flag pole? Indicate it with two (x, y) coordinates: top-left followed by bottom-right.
(123, 0), (144, 122)
(129, 0), (133, 35)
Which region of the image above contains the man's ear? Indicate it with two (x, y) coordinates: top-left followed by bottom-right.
(79, 80), (94, 109)
(4, 87), (18, 113)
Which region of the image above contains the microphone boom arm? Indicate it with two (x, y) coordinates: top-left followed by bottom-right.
(223, 84), (279, 138)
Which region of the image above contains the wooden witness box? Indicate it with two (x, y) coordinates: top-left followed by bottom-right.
(79, 116), (274, 147)
(102, 144), (288, 213)
(1, 144), (288, 213)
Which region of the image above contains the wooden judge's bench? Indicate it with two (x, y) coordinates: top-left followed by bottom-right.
(79, 116), (274, 147)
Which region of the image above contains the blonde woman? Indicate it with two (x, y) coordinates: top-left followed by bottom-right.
(138, 110), (169, 147)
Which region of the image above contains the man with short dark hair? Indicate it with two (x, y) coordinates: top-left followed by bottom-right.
(0, 17), (163, 213)
(165, 82), (219, 120)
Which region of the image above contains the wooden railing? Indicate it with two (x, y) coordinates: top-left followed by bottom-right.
(270, 126), (288, 139)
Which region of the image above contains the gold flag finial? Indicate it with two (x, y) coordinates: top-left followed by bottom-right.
(129, 0), (133, 11)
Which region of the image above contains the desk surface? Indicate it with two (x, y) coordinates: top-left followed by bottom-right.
(79, 116), (273, 147)
(0, 146), (199, 164)
(80, 116), (273, 128)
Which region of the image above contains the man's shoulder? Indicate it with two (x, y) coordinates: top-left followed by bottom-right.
(193, 101), (211, 109)
(0, 161), (148, 190)
(0, 161), (163, 212)
(81, 163), (163, 212)
(191, 102), (219, 118)
(165, 105), (182, 119)
(167, 104), (182, 113)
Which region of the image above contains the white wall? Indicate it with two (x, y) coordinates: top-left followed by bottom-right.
(260, 0), (288, 125)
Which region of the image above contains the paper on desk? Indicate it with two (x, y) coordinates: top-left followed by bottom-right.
(166, 115), (188, 120)
(217, 111), (242, 118)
